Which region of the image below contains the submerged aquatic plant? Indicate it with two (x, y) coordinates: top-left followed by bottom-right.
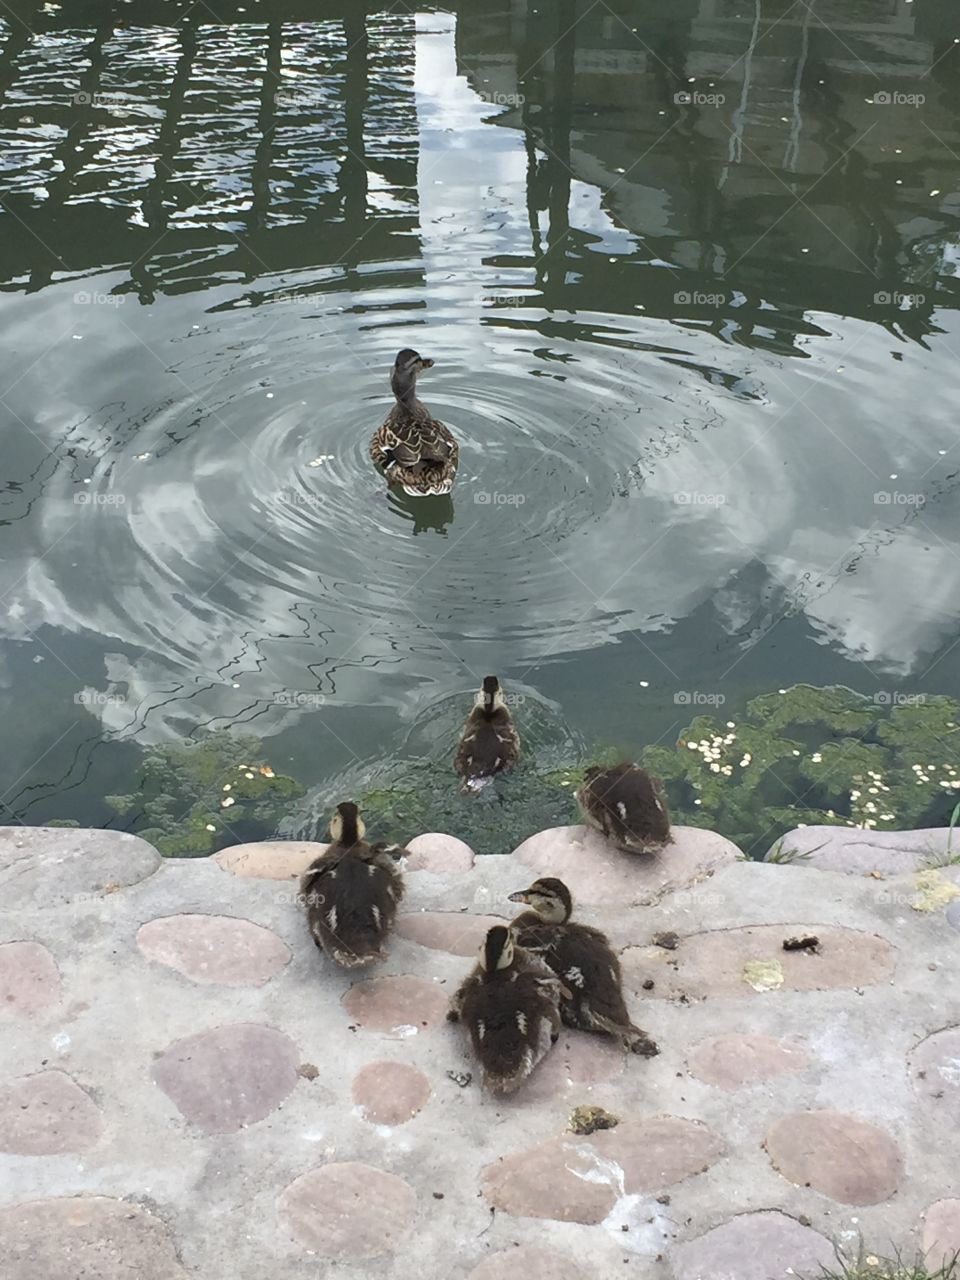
(640, 685), (960, 859)
(104, 732), (304, 856)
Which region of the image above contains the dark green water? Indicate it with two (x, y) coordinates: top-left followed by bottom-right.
(1, 0), (958, 845)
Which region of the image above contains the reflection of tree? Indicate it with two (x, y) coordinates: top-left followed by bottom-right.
(459, 0), (960, 346)
(0, 8), (422, 298)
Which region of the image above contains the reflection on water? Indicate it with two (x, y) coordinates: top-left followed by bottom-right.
(0, 0), (958, 839)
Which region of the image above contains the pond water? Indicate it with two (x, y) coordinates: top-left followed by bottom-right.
(1, 0), (958, 850)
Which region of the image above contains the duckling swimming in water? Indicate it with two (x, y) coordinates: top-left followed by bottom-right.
(508, 877), (658, 1056)
(299, 801), (405, 968)
(369, 349), (459, 496)
(454, 675), (520, 791)
(448, 925), (564, 1094)
(577, 761), (671, 853)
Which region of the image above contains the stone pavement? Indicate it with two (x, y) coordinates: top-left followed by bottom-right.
(1, 821), (959, 1279)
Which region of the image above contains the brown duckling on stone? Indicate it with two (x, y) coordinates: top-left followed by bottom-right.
(448, 925), (564, 1094)
(576, 761), (671, 853)
(453, 675), (520, 791)
(508, 877), (658, 1057)
(299, 802), (405, 968)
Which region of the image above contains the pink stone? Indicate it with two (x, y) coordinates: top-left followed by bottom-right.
(467, 1245), (588, 1280)
(513, 1029), (625, 1102)
(765, 1110), (902, 1205)
(278, 1162), (416, 1258)
(673, 1210), (835, 1280)
(768, 825), (955, 876)
(214, 840), (326, 879)
(352, 1061), (431, 1125)
(0, 1196), (188, 1279)
(512, 824), (738, 905)
(911, 1026), (960, 1124)
(137, 914), (290, 986)
(395, 912), (506, 957)
(623, 925), (895, 999)
(688, 1035), (811, 1089)
(0, 827), (161, 908)
(482, 1115), (724, 1224)
(342, 975), (449, 1033)
(0, 1071), (102, 1155)
(923, 1199), (960, 1269)
(405, 833), (475, 873)
(153, 1022), (299, 1134)
(0, 941), (61, 1018)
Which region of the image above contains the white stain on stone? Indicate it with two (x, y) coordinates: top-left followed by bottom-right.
(937, 1057), (960, 1085)
(50, 1031), (71, 1053)
(602, 1194), (673, 1256)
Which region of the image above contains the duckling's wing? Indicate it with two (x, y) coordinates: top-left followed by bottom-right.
(306, 853), (400, 964)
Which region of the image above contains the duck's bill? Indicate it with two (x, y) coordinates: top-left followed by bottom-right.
(419, 357), (434, 369)
(507, 890), (532, 903)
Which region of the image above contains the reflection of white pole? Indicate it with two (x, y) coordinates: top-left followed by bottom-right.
(784, 0), (813, 172)
(719, 0), (762, 189)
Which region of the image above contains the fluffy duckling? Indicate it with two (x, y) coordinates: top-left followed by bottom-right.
(369, 349), (459, 496)
(448, 925), (564, 1094)
(508, 877), (658, 1056)
(299, 801), (405, 967)
(454, 675), (520, 790)
(577, 761), (671, 853)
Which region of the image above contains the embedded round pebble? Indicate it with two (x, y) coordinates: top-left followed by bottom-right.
(341, 975), (449, 1033)
(911, 1026), (960, 1122)
(278, 1162), (416, 1258)
(137, 914), (290, 986)
(153, 1023), (299, 1133)
(923, 1199), (960, 1268)
(214, 840), (325, 879)
(482, 1116), (724, 1223)
(394, 912), (505, 956)
(765, 1110), (902, 1204)
(623, 924), (896, 998)
(0, 1071), (102, 1155)
(0, 828), (161, 908)
(512, 824), (738, 905)
(0, 941), (61, 1017)
(352, 1061), (430, 1125)
(466, 1245), (588, 1280)
(688, 1034), (811, 1089)
(0, 1196), (188, 1279)
(404, 833), (475, 873)
(672, 1210), (836, 1280)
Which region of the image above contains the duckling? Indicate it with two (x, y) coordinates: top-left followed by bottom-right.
(576, 761), (671, 853)
(299, 801), (405, 968)
(448, 925), (564, 1094)
(370, 349), (459, 496)
(508, 877), (658, 1057)
(454, 675), (520, 790)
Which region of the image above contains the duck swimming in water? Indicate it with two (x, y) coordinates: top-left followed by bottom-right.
(453, 675), (520, 791)
(369, 349), (459, 496)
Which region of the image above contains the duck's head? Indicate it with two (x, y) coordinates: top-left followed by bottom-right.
(475, 674), (507, 714)
(330, 801), (365, 844)
(480, 924), (515, 976)
(508, 877), (573, 924)
(391, 348), (434, 401)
